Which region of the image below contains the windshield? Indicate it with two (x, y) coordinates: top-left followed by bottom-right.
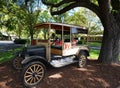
(34, 28), (49, 40)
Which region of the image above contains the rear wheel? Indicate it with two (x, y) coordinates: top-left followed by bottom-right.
(12, 56), (24, 70)
(22, 61), (46, 87)
(78, 52), (87, 68)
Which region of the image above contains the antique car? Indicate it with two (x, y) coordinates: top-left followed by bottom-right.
(13, 22), (89, 87)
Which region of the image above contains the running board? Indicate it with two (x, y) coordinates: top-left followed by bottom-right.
(50, 57), (78, 68)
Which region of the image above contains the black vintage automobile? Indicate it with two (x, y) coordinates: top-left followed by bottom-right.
(12, 22), (89, 87)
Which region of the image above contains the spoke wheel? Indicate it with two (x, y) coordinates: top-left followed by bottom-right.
(78, 52), (87, 68)
(12, 57), (23, 70)
(22, 62), (46, 87)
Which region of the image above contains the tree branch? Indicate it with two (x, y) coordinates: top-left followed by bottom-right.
(41, 0), (55, 6)
(51, 0), (75, 7)
(50, 1), (100, 18)
(42, 0), (101, 24)
(111, 0), (120, 11)
(42, 0), (87, 7)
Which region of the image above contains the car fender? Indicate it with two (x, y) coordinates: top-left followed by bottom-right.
(76, 49), (89, 58)
(21, 56), (47, 65)
(79, 49), (89, 56)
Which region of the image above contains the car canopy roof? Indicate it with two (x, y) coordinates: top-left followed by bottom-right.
(34, 22), (88, 34)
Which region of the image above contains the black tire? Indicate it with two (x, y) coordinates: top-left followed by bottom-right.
(22, 61), (46, 87)
(78, 52), (87, 68)
(12, 56), (24, 70)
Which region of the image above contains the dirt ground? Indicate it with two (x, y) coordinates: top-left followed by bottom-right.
(0, 60), (120, 88)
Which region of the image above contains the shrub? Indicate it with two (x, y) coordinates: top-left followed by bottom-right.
(14, 39), (27, 44)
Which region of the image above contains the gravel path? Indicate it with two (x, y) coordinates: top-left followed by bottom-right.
(0, 60), (120, 88)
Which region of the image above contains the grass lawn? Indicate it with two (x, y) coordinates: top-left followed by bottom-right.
(88, 42), (101, 47)
(88, 42), (101, 60)
(89, 49), (100, 59)
(0, 47), (24, 64)
(0, 51), (14, 64)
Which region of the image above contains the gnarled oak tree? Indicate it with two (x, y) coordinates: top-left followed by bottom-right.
(42, 0), (120, 63)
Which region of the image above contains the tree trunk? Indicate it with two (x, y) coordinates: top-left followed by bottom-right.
(98, 13), (120, 63)
(98, 23), (113, 63)
(30, 28), (33, 45)
(111, 11), (120, 63)
(98, 0), (120, 63)
(18, 23), (22, 39)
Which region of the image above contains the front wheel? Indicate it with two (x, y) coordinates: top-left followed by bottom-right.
(22, 61), (46, 87)
(78, 52), (87, 68)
